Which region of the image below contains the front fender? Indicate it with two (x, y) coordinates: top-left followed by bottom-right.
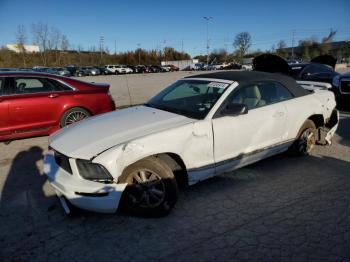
(92, 120), (214, 181)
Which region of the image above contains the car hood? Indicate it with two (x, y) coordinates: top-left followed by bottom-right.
(253, 54), (292, 75)
(50, 106), (195, 159)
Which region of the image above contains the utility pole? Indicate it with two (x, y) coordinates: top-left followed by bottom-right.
(137, 43), (141, 65)
(181, 38), (184, 53)
(163, 39), (167, 64)
(291, 30), (295, 60)
(203, 16), (213, 70)
(100, 36), (104, 65)
(114, 40), (116, 55)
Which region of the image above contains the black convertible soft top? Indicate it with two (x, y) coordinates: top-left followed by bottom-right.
(185, 71), (310, 97)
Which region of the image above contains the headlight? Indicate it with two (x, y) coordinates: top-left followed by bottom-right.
(332, 75), (340, 87)
(76, 159), (113, 183)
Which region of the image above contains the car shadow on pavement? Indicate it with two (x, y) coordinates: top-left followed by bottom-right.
(0, 146), (57, 228)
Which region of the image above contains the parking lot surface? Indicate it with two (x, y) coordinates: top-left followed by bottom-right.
(79, 71), (211, 107)
(0, 72), (350, 261)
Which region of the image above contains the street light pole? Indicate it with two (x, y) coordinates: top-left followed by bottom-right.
(137, 43), (141, 65)
(203, 16), (213, 70)
(100, 36), (104, 65)
(291, 30), (295, 60)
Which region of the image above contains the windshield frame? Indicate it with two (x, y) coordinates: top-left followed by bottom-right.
(145, 78), (234, 120)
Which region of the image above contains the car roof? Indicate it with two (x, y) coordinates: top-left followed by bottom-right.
(185, 71), (310, 97)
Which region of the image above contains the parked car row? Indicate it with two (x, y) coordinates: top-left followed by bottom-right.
(184, 62), (243, 71)
(0, 64), (180, 77)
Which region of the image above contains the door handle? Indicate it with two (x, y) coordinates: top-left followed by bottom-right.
(48, 94), (59, 98)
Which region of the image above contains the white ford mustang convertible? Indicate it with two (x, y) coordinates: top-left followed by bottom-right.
(44, 71), (338, 216)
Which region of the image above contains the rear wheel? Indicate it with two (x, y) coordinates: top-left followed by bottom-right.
(60, 107), (91, 127)
(289, 120), (316, 156)
(119, 157), (178, 217)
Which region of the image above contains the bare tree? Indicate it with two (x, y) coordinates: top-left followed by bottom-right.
(16, 24), (27, 67)
(276, 40), (287, 58)
(233, 32), (252, 61)
(61, 35), (69, 50)
(32, 22), (49, 65)
(77, 44), (83, 66)
(48, 27), (62, 65)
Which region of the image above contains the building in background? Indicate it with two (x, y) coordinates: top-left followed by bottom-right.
(6, 44), (40, 53)
(161, 59), (199, 70)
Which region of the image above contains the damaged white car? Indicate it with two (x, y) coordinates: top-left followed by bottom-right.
(44, 71), (338, 216)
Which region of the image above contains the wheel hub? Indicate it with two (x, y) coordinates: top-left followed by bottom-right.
(65, 111), (88, 126)
(127, 169), (166, 208)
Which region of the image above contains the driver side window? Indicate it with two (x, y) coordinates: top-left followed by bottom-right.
(228, 81), (293, 110)
(230, 84), (266, 110)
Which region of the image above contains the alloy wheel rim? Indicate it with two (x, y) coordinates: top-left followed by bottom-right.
(65, 111), (89, 126)
(127, 169), (166, 208)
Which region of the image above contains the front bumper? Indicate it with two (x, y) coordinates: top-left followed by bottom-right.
(44, 150), (127, 213)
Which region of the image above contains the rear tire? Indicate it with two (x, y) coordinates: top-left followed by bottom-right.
(289, 120), (316, 156)
(119, 157), (178, 217)
(60, 107), (91, 127)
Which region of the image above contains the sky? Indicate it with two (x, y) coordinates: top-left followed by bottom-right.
(0, 0), (349, 56)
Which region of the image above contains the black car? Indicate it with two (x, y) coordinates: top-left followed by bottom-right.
(253, 54), (339, 85)
(149, 65), (166, 73)
(289, 62), (338, 84)
(93, 66), (112, 75)
(223, 63), (242, 70)
(65, 66), (88, 77)
(0, 68), (17, 72)
(332, 72), (350, 108)
(135, 65), (149, 73)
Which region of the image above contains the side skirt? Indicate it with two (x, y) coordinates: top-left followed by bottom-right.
(188, 141), (293, 185)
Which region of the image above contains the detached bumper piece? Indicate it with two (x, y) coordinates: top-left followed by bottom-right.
(317, 109), (339, 145)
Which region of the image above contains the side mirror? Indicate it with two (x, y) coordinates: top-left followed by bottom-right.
(221, 103), (248, 116)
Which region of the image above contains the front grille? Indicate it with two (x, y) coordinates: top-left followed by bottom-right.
(54, 151), (72, 174)
(340, 80), (350, 93)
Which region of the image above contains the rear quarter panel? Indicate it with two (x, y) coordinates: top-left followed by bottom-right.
(283, 92), (333, 140)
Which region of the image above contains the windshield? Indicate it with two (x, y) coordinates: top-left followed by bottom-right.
(146, 79), (229, 119)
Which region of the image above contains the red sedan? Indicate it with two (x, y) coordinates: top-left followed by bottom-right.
(0, 72), (116, 142)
